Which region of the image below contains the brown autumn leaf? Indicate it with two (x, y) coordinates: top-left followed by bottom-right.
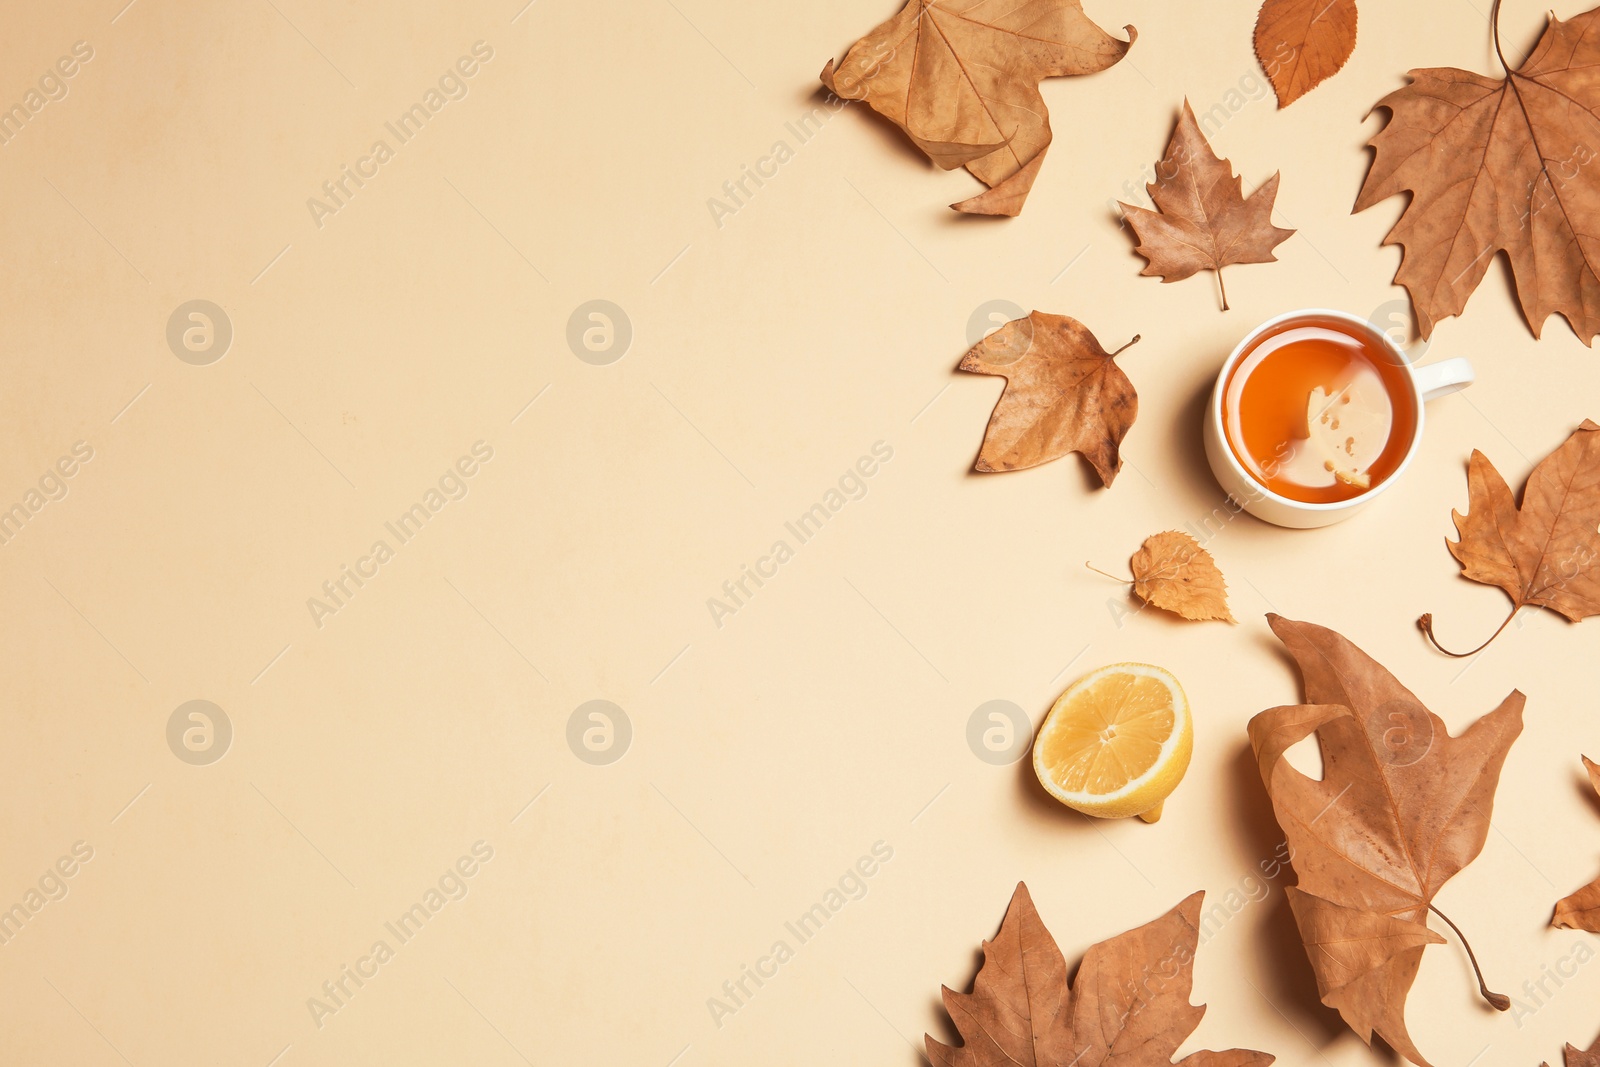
(1354, 4), (1600, 342)
(820, 0), (1135, 216)
(1121, 101), (1295, 310)
(1130, 531), (1235, 622)
(1547, 1037), (1600, 1067)
(1552, 756), (1600, 931)
(958, 312), (1139, 487)
(1250, 615), (1525, 1067)
(1254, 0), (1358, 108)
(927, 882), (1274, 1067)
(1420, 420), (1600, 656)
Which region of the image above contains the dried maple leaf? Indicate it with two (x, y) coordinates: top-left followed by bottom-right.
(927, 882), (1274, 1067)
(1090, 531), (1235, 622)
(1552, 756), (1600, 930)
(820, 0), (1135, 216)
(1121, 101), (1295, 310)
(1354, 3), (1600, 342)
(1254, 0), (1358, 108)
(1420, 420), (1600, 656)
(958, 312), (1138, 486)
(1250, 615), (1524, 1067)
(1547, 1037), (1600, 1067)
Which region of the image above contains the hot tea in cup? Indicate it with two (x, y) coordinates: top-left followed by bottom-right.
(1203, 308), (1475, 529)
(1221, 314), (1418, 503)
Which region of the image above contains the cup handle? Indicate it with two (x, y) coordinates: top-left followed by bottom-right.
(1412, 357), (1474, 401)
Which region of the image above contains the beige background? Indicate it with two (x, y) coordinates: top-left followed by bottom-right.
(2, 0), (1599, 1064)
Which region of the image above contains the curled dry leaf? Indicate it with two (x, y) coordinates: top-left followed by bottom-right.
(1354, 2), (1600, 342)
(1254, 0), (1358, 108)
(1121, 101), (1295, 310)
(1250, 615), (1524, 1067)
(1552, 756), (1600, 931)
(820, 0), (1135, 216)
(1129, 531), (1234, 622)
(1421, 420), (1600, 656)
(958, 312), (1138, 487)
(927, 882), (1274, 1067)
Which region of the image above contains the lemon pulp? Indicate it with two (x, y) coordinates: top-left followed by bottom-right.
(1032, 663), (1191, 822)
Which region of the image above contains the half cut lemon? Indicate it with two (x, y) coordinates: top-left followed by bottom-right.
(1032, 662), (1191, 823)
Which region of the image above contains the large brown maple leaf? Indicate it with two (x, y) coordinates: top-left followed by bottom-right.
(1354, 3), (1600, 342)
(1249, 615), (1525, 1067)
(927, 882), (1274, 1067)
(1421, 420), (1600, 655)
(820, 0), (1135, 216)
(958, 311), (1139, 486)
(1121, 101), (1294, 310)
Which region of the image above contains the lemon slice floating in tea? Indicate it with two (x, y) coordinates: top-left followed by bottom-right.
(1032, 663), (1192, 823)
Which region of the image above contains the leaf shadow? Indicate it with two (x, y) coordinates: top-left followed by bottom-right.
(1173, 369), (1221, 498)
(1229, 629), (1414, 1064)
(1576, 760), (1600, 817)
(802, 84), (933, 173)
(1254, 621), (1298, 677)
(940, 204), (1015, 228)
(1105, 203), (1144, 268)
(1072, 457), (1110, 495)
(958, 448), (1108, 498)
(919, 897), (1020, 1064)
(924, 988), (958, 1062)
(1225, 740), (1349, 1049)
(1012, 740), (1105, 831)
(1098, 584), (1246, 633)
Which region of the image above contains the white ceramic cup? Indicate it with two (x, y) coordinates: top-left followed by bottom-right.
(1202, 308), (1474, 529)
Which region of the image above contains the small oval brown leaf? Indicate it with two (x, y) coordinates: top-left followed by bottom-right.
(1254, 0), (1358, 108)
(1130, 531), (1234, 622)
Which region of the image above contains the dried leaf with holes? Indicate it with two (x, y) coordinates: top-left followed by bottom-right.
(1251, 615), (1524, 1067)
(1420, 420), (1600, 656)
(927, 882), (1274, 1067)
(1121, 101), (1295, 310)
(1254, 0), (1358, 107)
(1552, 757), (1600, 931)
(958, 312), (1139, 487)
(1354, 1), (1600, 341)
(820, 0), (1135, 216)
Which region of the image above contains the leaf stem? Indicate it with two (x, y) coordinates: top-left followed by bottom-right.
(1417, 605), (1519, 657)
(1084, 562), (1131, 583)
(1108, 334), (1142, 357)
(1427, 903), (1510, 1011)
(1217, 269), (1230, 311)
(1490, 0), (1508, 73)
